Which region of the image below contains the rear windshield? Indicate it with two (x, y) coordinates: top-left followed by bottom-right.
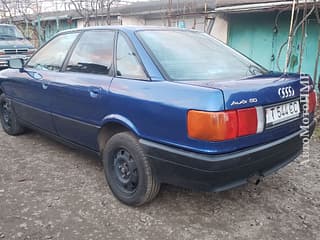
(137, 30), (267, 81)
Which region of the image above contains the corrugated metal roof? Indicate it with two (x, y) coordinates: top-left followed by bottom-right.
(216, 0), (282, 8)
(215, 0), (320, 13)
(3, 0), (319, 23)
(117, 0), (216, 15)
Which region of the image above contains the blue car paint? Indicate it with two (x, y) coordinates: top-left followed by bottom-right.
(42, 70), (113, 150)
(0, 70), (56, 133)
(183, 72), (304, 110)
(0, 26), (313, 155)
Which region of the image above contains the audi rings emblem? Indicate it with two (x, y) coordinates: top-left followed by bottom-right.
(278, 86), (295, 99)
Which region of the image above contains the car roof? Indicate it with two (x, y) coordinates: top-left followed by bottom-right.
(58, 25), (197, 35)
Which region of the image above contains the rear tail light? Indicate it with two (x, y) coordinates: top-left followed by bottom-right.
(187, 107), (264, 142)
(309, 90), (317, 113)
(187, 110), (238, 141)
(237, 108), (258, 136)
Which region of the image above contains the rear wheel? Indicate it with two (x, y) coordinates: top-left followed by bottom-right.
(0, 93), (24, 135)
(102, 132), (160, 206)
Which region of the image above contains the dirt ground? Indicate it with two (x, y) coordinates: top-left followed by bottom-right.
(0, 127), (319, 240)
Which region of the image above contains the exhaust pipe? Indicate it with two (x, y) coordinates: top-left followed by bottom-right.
(248, 174), (263, 185)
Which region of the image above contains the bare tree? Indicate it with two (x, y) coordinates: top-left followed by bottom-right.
(0, 0), (14, 23)
(167, 0), (172, 27)
(70, 0), (120, 26)
(0, 0), (47, 46)
(16, 0), (42, 25)
(105, 0), (119, 25)
(314, 2), (320, 83)
(70, 0), (91, 26)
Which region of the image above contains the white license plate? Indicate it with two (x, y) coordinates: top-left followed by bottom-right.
(265, 100), (300, 126)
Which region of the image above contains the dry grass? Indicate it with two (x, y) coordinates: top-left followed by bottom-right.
(314, 126), (320, 140)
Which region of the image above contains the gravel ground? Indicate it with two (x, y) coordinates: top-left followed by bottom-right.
(0, 127), (319, 240)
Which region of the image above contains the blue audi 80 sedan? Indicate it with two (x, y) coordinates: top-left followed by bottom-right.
(0, 26), (317, 206)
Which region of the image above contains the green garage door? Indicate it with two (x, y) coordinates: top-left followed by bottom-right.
(228, 12), (319, 87)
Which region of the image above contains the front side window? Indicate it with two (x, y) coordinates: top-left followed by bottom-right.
(65, 30), (114, 75)
(137, 30), (267, 81)
(116, 33), (146, 80)
(27, 33), (78, 72)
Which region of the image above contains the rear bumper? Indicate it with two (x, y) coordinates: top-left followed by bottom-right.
(140, 120), (316, 192)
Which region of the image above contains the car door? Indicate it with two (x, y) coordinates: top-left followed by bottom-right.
(10, 32), (79, 133)
(48, 30), (115, 150)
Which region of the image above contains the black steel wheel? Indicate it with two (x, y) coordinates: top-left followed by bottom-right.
(0, 93), (24, 135)
(103, 132), (160, 206)
(112, 148), (139, 194)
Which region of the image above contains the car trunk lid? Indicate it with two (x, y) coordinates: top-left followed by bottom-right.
(180, 73), (304, 110)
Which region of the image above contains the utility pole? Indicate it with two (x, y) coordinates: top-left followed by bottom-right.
(168, 0), (172, 27)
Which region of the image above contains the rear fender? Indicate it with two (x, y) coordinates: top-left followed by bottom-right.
(101, 114), (140, 135)
(97, 114), (141, 153)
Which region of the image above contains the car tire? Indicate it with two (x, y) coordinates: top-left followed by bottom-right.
(102, 131), (160, 206)
(0, 93), (25, 136)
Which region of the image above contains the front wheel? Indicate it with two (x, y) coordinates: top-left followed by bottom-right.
(0, 93), (25, 135)
(102, 132), (160, 206)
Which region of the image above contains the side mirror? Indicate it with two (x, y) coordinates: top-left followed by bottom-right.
(8, 58), (24, 71)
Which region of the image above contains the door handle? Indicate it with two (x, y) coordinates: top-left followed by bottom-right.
(42, 82), (48, 90)
(89, 88), (101, 98)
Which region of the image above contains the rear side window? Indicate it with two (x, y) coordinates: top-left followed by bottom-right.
(27, 33), (78, 71)
(116, 33), (147, 80)
(65, 30), (114, 75)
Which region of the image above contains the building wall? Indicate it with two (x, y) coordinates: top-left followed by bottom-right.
(122, 16), (145, 25)
(144, 16), (207, 31)
(16, 19), (78, 47)
(77, 18), (120, 28)
(228, 12), (320, 84)
(121, 15), (228, 41)
(211, 15), (228, 43)
(43, 19), (77, 43)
